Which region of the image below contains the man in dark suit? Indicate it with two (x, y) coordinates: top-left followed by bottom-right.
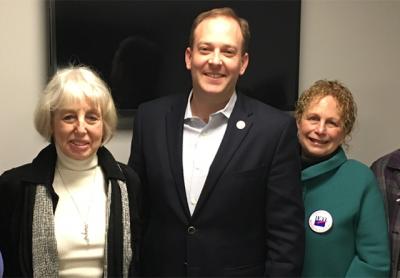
(128, 7), (304, 277)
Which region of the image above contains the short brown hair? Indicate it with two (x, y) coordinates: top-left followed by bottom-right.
(34, 65), (118, 143)
(188, 7), (250, 55)
(295, 80), (357, 140)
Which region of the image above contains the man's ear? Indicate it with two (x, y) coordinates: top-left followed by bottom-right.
(239, 53), (249, 75)
(185, 47), (192, 70)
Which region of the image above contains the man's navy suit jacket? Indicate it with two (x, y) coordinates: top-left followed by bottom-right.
(128, 93), (305, 277)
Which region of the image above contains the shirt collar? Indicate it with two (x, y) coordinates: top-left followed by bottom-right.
(184, 91), (237, 121)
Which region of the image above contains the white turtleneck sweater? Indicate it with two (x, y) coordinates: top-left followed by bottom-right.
(53, 146), (106, 277)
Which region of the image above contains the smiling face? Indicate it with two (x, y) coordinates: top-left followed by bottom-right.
(297, 95), (345, 159)
(52, 98), (103, 160)
(185, 16), (249, 100)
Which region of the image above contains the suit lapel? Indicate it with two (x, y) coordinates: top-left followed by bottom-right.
(165, 95), (192, 218)
(192, 94), (253, 218)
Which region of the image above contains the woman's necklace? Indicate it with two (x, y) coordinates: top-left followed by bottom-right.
(56, 167), (97, 245)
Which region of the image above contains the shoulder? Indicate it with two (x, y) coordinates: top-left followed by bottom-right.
(340, 159), (378, 186)
(0, 163), (33, 200)
(134, 94), (187, 127)
(240, 94), (292, 117)
(342, 159), (374, 176)
(117, 163), (142, 214)
(1, 145), (56, 190)
(118, 163), (140, 185)
(1, 163), (32, 184)
(115, 162), (141, 197)
(371, 149), (400, 170)
(97, 147), (140, 186)
(238, 93), (295, 130)
(137, 94), (187, 113)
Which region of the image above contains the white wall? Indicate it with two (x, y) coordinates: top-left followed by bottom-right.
(0, 0), (48, 172)
(1, 0), (400, 173)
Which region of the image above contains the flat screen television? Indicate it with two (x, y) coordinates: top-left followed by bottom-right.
(48, 0), (301, 117)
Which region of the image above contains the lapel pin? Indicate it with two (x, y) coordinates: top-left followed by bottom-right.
(236, 120), (246, 130)
(308, 210), (333, 234)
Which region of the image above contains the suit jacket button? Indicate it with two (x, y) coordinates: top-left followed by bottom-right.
(187, 226), (196, 234)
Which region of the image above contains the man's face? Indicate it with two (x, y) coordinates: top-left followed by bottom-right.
(185, 16), (249, 99)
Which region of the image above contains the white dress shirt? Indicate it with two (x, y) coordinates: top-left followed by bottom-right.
(182, 92), (237, 215)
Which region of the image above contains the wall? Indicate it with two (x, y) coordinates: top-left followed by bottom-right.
(1, 0), (400, 173)
(299, 0), (400, 165)
(0, 0), (47, 172)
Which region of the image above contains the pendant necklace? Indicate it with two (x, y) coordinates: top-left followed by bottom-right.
(56, 166), (97, 245)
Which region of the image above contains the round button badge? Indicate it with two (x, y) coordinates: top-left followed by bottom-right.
(308, 210), (333, 233)
(236, 120), (246, 130)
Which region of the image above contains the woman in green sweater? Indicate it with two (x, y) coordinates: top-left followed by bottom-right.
(295, 80), (390, 277)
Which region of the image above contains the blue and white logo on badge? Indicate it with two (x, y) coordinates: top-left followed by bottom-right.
(308, 210), (333, 233)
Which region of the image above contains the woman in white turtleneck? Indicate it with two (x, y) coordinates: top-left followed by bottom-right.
(0, 66), (142, 277)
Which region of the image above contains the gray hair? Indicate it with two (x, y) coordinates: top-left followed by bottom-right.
(34, 65), (117, 143)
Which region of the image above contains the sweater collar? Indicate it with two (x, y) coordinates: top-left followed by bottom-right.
(301, 147), (347, 181)
(97, 147), (125, 181)
(21, 144), (125, 184)
(55, 144), (98, 171)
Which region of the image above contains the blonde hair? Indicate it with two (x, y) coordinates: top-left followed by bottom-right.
(34, 65), (117, 143)
(295, 80), (357, 143)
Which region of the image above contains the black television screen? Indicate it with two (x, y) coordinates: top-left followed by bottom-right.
(48, 0), (301, 114)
